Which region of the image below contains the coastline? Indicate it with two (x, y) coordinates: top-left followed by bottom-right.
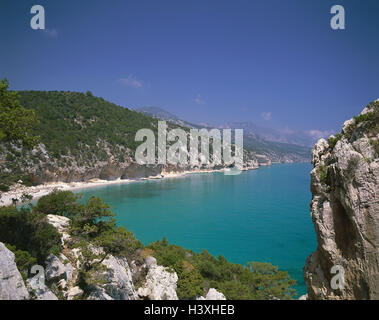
(0, 166), (257, 206)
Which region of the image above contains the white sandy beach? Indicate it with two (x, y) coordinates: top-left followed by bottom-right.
(0, 167), (238, 206)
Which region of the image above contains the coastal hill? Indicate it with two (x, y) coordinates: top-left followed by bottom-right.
(0, 80), (298, 301)
(0, 90), (308, 190)
(304, 100), (379, 299)
(0, 90), (258, 189)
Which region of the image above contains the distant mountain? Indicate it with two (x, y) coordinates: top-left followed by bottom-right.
(137, 106), (196, 128)
(136, 107), (311, 163)
(137, 106), (179, 121)
(224, 121), (334, 147)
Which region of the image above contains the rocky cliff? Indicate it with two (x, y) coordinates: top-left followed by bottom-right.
(0, 214), (227, 300)
(0, 243), (29, 300)
(304, 100), (379, 299)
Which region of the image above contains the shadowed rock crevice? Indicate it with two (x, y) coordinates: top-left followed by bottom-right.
(331, 197), (357, 259)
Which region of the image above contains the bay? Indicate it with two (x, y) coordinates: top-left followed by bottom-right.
(78, 162), (316, 296)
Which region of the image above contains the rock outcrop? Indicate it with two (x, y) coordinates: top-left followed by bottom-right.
(0, 242), (29, 300)
(36, 215), (179, 301)
(45, 254), (73, 283)
(27, 275), (58, 300)
(197, 288), (227, 300)
(46, 214), (71, 245)
(137, 256), (179, 300)
(304, 101), (379, 299)
(88, 255), (138, 300)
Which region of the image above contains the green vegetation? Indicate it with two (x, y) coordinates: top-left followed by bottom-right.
(0, 205), (62, 264)
(34, 191), (143, 294)
(148, 238), (296, 300)
(0, 83), (309, 190)
(353, 112), (374, 125)
(328, 133), (342, 150)
(4, 243), (37, 281)
(327, 101), (378, 150)
(0, 88), (162, 188)
(35, 189), (82, 217)
(364, 101), (379, 137)
(0, 184), (9, 192)
(0, 79), (300, 299)
(317, 165), (328, 185)
(0, 79), (39, 148)
(344, 101), (379, 141)
(17, 90), (158, 158)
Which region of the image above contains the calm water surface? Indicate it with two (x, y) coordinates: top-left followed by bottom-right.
(78, 163), (316, 296)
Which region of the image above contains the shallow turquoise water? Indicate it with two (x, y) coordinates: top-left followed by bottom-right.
(78, 163), (316, 296)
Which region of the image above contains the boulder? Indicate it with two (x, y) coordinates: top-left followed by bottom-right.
(197, 288), (226, 300)
(205, 288), (226, 300)
(67, 286), (83, 300)
(137, 257), (178, 300)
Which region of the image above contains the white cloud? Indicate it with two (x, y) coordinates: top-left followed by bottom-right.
(261, 112), (272, 121)
(119, 75), (144, 88)
(280, 127), (295, 134)
(43, 28), (58, 38)
(194, 94), (206, 105)
(306, 129), (335, 140)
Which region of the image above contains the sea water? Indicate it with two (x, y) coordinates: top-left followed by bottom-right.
(78, 162), (316, 296)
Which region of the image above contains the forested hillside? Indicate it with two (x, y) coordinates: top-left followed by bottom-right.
(18, 91), (157, 159)
(0, 90), (258, 189)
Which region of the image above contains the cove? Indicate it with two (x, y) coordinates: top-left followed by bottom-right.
(77, 162), (317, 296)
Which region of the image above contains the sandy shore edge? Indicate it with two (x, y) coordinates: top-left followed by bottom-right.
(0, 167), (256, 206)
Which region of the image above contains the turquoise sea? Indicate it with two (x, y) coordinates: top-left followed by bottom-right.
(78, 162), (316, 296)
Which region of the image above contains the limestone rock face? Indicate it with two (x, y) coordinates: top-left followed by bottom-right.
(137, 257), (179, 300)
(304, 102), (379, 300)
(46, 214), (71, 245)
(0, 243), (29, 300)
(45, 254), (73, 282)
(26, 276), (58, 300)
(197, 288), (226, 300)
(205, 288), (227, 300)
(67, 286), (83, 300)
(88, 255), (138, 300)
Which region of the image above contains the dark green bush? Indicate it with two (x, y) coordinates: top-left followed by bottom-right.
(0, 184), (9, 192)
(328, 133), (342, 150)
(353, 112), (374, 124)
(317, 165), (328, 185)
(147, 239), (296, 300)
(0, 206), (62, 264)
(4, 243), (38, 280)
(36, 189), (82, 217)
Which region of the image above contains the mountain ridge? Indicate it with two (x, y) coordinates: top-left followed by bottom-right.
(136, 106), (311, 163)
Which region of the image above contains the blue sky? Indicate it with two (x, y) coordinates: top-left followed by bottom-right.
(1, 0), (379, 136)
